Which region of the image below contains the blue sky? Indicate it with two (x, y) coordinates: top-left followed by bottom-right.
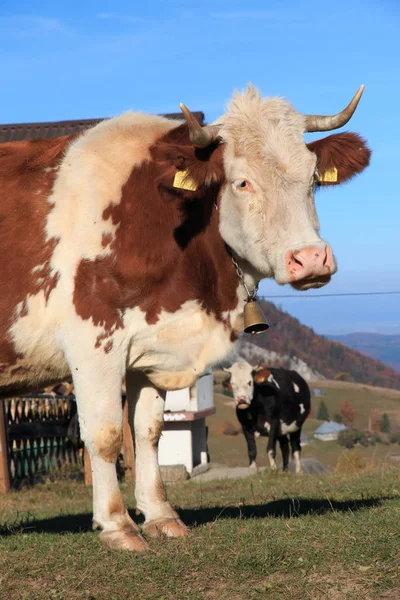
(1, 0), (399, 335)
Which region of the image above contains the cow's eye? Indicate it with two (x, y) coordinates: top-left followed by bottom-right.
(248, 381), (252, 385)
(233, 179), (253, 192)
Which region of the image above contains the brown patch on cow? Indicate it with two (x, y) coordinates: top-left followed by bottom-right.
(73, 124), (239, 336)
(230, 330), (239, 343)
(0, 134), (76, 369)
(10, 365), (28, 376)
(107, 492), (141, 534)
(253, 367), (272, 384)
(148, 420), (163, 449)
(95, 330), (114, 351)
(94, 425), (123, 463)
(154, 474), (167, 502)
(74, 255), (124, 331)
(95, 332), (107, 349)
(109, 492), (125, 517)
(94, 331), (114, 354)
(307, 132), (371, 186)
(104, 340), (113, 353)
(101, 232), (113, 248)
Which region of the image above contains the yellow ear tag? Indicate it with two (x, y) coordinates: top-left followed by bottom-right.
(173, 170), (197, 192)
(320, 167), (338, 183)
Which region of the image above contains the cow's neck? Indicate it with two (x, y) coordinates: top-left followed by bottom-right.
(224, 243), (261, 302)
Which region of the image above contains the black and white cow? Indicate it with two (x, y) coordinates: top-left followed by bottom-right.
(225, 361), (311, 473)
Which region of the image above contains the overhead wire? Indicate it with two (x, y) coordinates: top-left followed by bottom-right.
(258, 291), (400, 299)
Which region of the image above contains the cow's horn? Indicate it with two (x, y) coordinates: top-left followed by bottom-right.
(180, 103), (221, 147)
(304, 85), (365, 133)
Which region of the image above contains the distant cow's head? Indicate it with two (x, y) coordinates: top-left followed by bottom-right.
(224, 361), (255, 409)
(179, 85), (370, 290)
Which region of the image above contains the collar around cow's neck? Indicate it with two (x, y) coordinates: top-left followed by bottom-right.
(225, 244), (259, 301)
(224, 244), (270, 335)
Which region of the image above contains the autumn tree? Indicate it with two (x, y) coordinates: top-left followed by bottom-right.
(317, 400), (329, 421)
(339, 400), (355, 425)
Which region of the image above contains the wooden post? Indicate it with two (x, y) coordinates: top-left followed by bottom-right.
(0, 402), (11, 494)
(84, 446), (92, 486)
(123, 401), (135, 481)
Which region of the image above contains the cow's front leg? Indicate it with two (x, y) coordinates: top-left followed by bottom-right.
(278, 435), (290, 472)
(242, 427), (258, 472)
(267, 420), (279, 470)
(126, 371), (188, 539)
(72, 360), (147, 552)
(289, 429), (303, 474)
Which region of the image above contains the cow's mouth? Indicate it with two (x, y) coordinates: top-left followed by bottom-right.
(290, 273), (331, 291)
(237, 402), (250, 410)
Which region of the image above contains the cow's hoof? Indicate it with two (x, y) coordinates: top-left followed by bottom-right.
(143, 518), (189, 539)
(100, 530), (149, 552)
(249, 462), (258, 473)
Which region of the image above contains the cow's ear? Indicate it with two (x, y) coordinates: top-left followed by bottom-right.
(151, 124), (225, 197)
(307, 132), (371, 186)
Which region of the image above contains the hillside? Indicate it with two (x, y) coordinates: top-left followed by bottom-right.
(246, 301), (400, 390)
(327, 332), (400, 373)
(231, 338), (324, 381)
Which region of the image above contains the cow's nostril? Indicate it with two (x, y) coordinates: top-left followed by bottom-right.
(293, 256), (303, 267)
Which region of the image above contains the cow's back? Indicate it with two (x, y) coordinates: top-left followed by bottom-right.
(270, 368), (310, 424)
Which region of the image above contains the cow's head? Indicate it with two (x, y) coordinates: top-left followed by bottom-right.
(224, 361), (255, 409)
(179, 85), (370, 290)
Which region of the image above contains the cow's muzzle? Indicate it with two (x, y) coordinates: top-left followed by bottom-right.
(236, 397), (250, 410)
(286, 245), (336, 290)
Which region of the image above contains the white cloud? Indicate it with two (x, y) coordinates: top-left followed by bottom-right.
(28, 16), (64, 31)
(211, 10), (295, 21)
(0, 15), (67, 36)
(97, 13), (144, 24)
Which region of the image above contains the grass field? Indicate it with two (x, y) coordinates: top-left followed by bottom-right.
(1, 469), (400, 600)
(1, 378), (400, 600)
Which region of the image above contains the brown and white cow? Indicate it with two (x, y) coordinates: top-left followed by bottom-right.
(0, 85), (370, 550)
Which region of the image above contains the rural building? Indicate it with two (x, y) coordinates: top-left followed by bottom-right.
(314, 421), (347, 441)
(161, 369), (214, 476)
(312, 388), (326, 397)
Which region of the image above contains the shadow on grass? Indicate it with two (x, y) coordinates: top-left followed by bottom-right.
(177, 496), (387, 526)
(0, 496), (391, 537)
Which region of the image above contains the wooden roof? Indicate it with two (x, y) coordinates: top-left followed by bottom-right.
(0, 112), (205, 143)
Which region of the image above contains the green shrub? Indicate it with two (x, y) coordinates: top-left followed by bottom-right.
(337, 428), (374, 449)
(380, 413), (391, 433)
(317, 400), (329, 421)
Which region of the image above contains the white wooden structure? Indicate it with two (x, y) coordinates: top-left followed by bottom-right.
(159, 369), (215, 476)
(0, 371), (215, 492)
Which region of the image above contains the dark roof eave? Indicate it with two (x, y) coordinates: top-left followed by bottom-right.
(0, 111), (205, 143)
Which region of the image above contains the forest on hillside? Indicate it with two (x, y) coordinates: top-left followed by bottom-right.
(250, 301), (400, 390)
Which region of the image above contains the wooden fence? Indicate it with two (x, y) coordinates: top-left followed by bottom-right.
(0, 395), (135, 493)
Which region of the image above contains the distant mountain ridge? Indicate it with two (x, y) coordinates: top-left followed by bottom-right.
(326, 333), (400, 373)
(244, 301), (400, 390)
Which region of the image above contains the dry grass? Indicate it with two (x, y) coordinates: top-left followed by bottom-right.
(1, 469), (400, 600)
